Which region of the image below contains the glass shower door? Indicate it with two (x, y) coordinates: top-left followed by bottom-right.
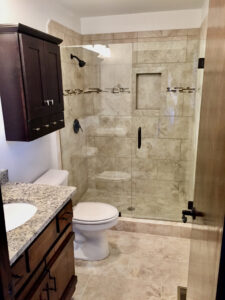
(131, 37), (199, 221)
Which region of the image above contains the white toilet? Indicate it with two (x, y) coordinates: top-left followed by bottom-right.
(34, 169), (119, 261)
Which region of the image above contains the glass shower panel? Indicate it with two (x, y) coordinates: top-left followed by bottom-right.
(131, 38), (199, 221)
(83, 43), (133, 217)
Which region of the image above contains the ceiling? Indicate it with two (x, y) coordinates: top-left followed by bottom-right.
(59, 0), (206, 18)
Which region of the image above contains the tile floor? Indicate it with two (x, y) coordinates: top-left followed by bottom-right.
(72, 230), (190, 300)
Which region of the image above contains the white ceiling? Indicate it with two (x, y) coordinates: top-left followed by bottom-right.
(58, 0), (206, 18)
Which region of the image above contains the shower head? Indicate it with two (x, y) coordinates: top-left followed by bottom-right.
(70, 54), (86, 67)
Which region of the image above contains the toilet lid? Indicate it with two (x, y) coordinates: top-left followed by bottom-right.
(73, 202), (118, 223)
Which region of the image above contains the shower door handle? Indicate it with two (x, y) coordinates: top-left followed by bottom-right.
(138, 127), (141, 149)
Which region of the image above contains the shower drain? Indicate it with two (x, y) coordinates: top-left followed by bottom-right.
(127, 206), (135, 211)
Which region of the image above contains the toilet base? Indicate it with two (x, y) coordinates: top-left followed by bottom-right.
(74, 230), (109, 261)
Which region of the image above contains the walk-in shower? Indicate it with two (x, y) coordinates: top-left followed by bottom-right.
(59, 28), (204, 223)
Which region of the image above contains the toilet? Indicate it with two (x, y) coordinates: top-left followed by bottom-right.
(34, 169), (119, 261)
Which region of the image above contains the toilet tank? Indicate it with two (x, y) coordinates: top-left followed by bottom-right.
(34, 169), (69, 186)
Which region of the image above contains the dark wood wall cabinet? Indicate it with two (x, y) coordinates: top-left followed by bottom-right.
(11, 200), (77, 300)
(0, 23), (65, 141)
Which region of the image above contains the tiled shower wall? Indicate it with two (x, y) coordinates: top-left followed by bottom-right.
(49, 21), (201, 221)
(48, 21), (93, 202)
(82, 29), (200, 221)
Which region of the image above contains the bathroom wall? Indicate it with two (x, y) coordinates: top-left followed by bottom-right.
(0, 0), (81, 33)
(81, 9), (202, 34)
(0, 2), (80, 182)
(77, 28), (200, 221)
(48, 21), (102, 202)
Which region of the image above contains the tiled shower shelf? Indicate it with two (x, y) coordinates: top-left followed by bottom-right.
(96, 171), (131, 182)
(95, 127), (127, 137)
(86, 147), (98, 157)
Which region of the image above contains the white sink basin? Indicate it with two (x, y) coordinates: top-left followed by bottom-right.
(3, 203), (37, 232)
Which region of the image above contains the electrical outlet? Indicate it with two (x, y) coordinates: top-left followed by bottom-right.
(0, 169), (8, 185)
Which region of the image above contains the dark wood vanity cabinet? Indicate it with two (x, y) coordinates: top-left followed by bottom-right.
(0, 23), (65, 141)
(11, 200), (77, 300)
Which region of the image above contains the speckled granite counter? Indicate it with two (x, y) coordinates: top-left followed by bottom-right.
(1, 183), (76, 265)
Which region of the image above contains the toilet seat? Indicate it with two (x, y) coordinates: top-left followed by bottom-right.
(73, 202), (119, 224)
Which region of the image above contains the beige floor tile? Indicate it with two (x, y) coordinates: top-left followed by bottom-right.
(81, 275), (161, 300)
(75, 230), (189, 300)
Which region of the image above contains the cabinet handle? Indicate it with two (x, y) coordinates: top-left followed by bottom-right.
(48, 271), (57, 291)
(44, 100), (50, 106)
(33, 128), (41, 132)
(59, 211), (73, 221)
(43, 124), (50, 128)
(12, 274), (22, 279)
(42, 286), (49, 299)
(12, 273), (23, 284)
(49, 99), (54, 106)
(51, 121), (57, 125)
(59, 119), (64, 123)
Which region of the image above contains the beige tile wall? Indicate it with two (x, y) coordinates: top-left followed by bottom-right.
(49, 21), (200, 220)
(48, 21), (99, 203)
(82, 28), (200, 221)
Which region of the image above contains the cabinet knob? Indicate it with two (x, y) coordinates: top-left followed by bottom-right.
(49, 99), (54, 106)
(33, 128), (41, 132)
(43, 124), (50, 128)
(51, 121), (57, 125)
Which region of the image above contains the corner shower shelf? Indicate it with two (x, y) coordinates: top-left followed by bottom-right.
(96, 171), (131, 182)
(95, 127), (127, 137)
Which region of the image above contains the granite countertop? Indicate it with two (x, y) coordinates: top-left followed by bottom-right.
(1, 183), (76, 265)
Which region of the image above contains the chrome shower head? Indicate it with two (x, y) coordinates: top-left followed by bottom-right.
(70, 54), (86, 67)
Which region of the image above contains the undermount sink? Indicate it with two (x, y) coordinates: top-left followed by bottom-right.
(3, 203), (37, 232)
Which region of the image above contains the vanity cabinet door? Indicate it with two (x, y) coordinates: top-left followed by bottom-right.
(44, 41), (64, 115)
(19, 34), (49, 120)
(26, 271), (49, 300)
(48, 232), (76, 300)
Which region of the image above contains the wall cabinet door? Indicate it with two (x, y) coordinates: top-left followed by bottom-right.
(0, 24), (65, 141)
(44, 41), (64, 114)
(19, 34), (49, 120)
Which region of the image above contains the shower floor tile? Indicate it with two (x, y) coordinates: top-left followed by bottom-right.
(72, 230), (190, 300)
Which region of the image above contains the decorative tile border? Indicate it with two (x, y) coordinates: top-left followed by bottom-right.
(112, 217), (192, 239)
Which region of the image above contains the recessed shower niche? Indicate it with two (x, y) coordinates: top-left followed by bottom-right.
(132, 67), (167, 115)
(136, 73), (161, 110)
